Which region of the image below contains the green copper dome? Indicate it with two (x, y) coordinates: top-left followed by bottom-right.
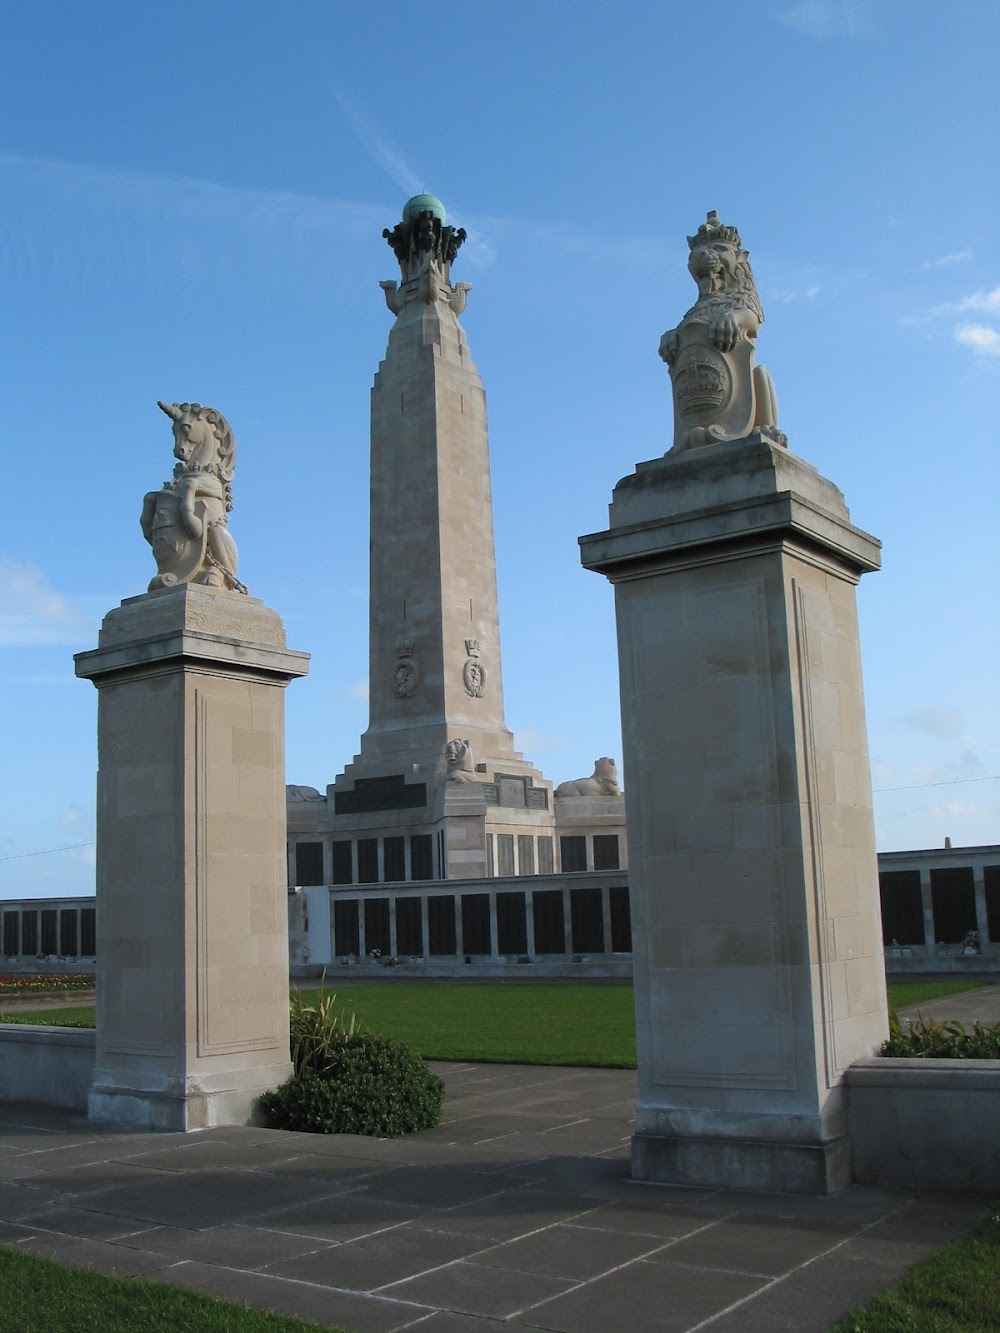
(402, 193), (446, 224)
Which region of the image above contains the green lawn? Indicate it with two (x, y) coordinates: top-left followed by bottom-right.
(2, 978), (993, 1067)
(885, 978), (992, 1009)
(832, 1209), (1000, 1332)
(0, 1246), (341, 1332)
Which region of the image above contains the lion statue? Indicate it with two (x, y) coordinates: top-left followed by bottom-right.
(658, 212), (784, 453)
(555, 758), (621, 799)
(444, 738), (477, 782)
(286, 785), (324, 802)
(140, 401), (247, 593)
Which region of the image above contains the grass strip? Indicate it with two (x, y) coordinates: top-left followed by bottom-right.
(887, 979), (993, 1009)
(833, 1209), (1000, 1332)
(0, 979), (994, 1068)
(299, 981), (640, 1066)
(0, 1245), (343, 1333)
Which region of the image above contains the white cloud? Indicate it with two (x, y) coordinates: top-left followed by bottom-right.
(928, 800), (989, 820)
(772, 0), (872, 39)
(902, 282), (1000, 327)
(921, 249), (973, 271)
(955, 324), (1000, 358)
(952, 285), (1000, 316)
(326, 82), (424, 197)
(60, 804), (87, 830)
(0, 558), (94, 646)
(346, 680), (369, 701)
(896, 706), (964, 740)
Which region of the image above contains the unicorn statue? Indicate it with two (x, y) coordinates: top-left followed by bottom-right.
(140, 400), (247, 594)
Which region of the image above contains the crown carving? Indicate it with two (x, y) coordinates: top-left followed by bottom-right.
(674, 360), (728, 414)
(687, 210), (742, 251)
(465, 639), (481, 658)
(395, 638), (414, 658)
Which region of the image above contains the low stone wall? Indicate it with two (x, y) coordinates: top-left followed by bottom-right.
(883, 951), (1000, 975)
(847, 1057), (1000, 1193)
(0, 1025), (96, 1111)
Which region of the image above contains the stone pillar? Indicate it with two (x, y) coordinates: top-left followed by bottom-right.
(75, 586), (308, 1131)
(581, 436), (888, 1194)
(920, 867), (935, 950)
(973, 861), (989, 946)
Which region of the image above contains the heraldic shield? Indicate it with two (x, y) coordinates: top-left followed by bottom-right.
(141, 489), (210, 592)
(668, 321), (758, 452)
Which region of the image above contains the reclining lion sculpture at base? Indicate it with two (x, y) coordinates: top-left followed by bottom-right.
(555, 758), (621, 799)
(444, 738), (478, 783)
(658, 211), (786, 454)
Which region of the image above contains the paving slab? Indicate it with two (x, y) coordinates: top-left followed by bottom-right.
(0, 1063), (989, 1333)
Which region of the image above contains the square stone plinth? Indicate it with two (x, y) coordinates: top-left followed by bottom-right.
(76, 586), (308, 1130)
(581, 438), (888, 1194)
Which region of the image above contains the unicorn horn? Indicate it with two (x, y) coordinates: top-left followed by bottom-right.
(157, 400), (183, 421)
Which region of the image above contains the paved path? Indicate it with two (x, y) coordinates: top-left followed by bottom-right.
(895, 981), (1000, 1027)
(0, 1062), (987, 1333)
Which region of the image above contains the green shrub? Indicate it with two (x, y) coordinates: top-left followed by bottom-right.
(288, 987), (360, 1078)
(261, 1032), (445, 1137)
(881, 1008), (1000, 1058)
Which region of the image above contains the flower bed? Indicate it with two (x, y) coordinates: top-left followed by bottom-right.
(0, 974), (95, 996)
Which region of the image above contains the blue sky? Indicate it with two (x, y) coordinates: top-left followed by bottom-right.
(2, 0), (997, 899)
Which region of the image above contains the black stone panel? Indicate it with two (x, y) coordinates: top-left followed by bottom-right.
(334, 775), (427, 814)
(395, 897), (422, 955)
(428, 896), (457, 955)
(610, 884), (632, 952)
(2, 911), (19, 955)
(930, 867), (976, 943)
(461, 894), (491, 955)
(357, 839), (379, 884)
(986, 865), (1000, 943)
(40, 909), (57, 955)
(560, 836), (587, 873)
(365, 899), (391, 956)
(80, 907), (96, 956)
(527, 787), (549, 810)
(497, 891), (527, 954)
(384, 836), (405, 883)
(570, 887), (604, 953)
(59, 911), (78, 957)
(331, 841), (353, 886)
(333, 899), (360, 957)
(532, 890), (565, 954)
(295, 841), (324, 886)
(21, 912), (37, 955)
(410, 834), (433, 881)
(594, 834), (620, 871)
(879, 870), (924, 945)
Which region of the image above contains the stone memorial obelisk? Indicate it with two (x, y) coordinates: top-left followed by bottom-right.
(580, 214), (888, 1193)
(326, 194), (550, 868)
(76, 402), (308, 1130)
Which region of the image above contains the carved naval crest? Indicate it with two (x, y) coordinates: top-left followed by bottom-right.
(393, 637), (419, 699)
(658, 212), (786, 453)
(462, 638), (486, 698)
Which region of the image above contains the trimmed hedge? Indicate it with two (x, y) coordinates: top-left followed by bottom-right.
(261, 1032), (445, 1137)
